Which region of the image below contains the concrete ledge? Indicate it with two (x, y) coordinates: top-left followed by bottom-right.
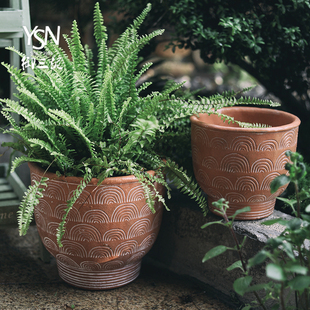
(147, 188), (292, 308)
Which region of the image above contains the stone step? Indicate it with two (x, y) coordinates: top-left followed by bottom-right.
(147, 187), (293, 308)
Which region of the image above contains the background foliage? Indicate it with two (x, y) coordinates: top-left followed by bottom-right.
(107, 0), (310, 160)
(22, 0), (310, 161)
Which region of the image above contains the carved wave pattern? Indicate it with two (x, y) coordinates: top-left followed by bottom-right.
(192, 129), (297, 151)
(210, 175), (277, 192)
(31, 162), (164, 290)
(192, 124), (298, 220)
(199, 151), (291, 174)
(220, 153), (251, 173)
(37, 204), (161, 243)
(35, 196), (162, 284)
(192, 126), (209, 146)
(43, 180), (67, 201)
(45, 232), (157, 263)
(57, 183), (154, 205)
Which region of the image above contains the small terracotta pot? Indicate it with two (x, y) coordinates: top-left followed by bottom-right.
(190, 107), (301, 220)
(29, 163), (163, 290)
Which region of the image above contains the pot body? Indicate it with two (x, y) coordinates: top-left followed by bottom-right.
(29, 163), (164, 290)
(190, 107), (300, 220)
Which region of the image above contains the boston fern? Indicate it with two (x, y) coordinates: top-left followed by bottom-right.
(0, 3), (278, 246)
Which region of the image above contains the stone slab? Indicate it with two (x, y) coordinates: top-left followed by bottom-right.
(147, 188), (293, 308)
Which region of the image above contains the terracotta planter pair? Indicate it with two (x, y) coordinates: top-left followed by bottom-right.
(190, 107), (301, 220)
(30, 163), (163, 290)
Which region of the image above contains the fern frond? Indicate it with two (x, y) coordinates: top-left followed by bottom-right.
(93, 66), (114, 139)
(131, 3), (152, 30)
(42, 38), (74, 94)
(28, 138), (65, 158)
(2, 99), (57, 146)
(56, 166), (92, 246)
(135, 173), (156, 213)
(18, 177), (48, 236)
(117, 97), (132, 126)
(16, 86), (49, 115)
(237, 122), (271, 128)
(133, 162), (170, 213)
(137, 81), (152, 96)
(164, 159), (208, 215)
(1, 127), (31, 152)
(2, 60), (37, 104)
(114, 51), (139, 105)
(110, 29), (165, 81)
(135, 62), (153, 83)
(0, 108), (20, 132)
(10, 156), (50, 172)
(71, 71), (98, 120)
(221, 86), (255, 98)
(1, 137), (23, 150)
(96, 39), (108, 87)
(107, 25), (130, 65)
(213, 111), (271, 128)
(48, 109), (97, 158)
(64, 21), (87, 73)
(236, 96), (280, 107)
(30, 67), (71, 113)
(123, 116), (160, 154)
(93, 2), (108, 45)
(84, 44), (96, 78)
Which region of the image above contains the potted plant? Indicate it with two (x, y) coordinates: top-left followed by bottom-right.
(190, 106), (301, 220)
(0, 3), (277, 289)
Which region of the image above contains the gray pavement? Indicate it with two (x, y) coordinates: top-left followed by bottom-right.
(0, 226), (235, 310)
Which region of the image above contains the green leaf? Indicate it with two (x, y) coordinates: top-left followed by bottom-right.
(281, 242), (295, 260)
(202, 245), (228, 263)
(233, 276), (253, 296)
(270, 174), (290, 193)
(231, 206), (251, 220)
(266, 263), (285, 281)
(277, 197), (297, 209)
(245, 283), (270, 293)
(262, 218), (288, 226)
(287, 218), (302, 230)
(227, 260), (243, 271)
(247, 250), (268, 268)
(288, 276), (310, 291)
(285, 264), (308, 275)
(201, 220), (224, 229)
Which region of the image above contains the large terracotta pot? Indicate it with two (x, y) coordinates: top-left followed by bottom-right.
(190, 107), (301, 220)
(29, 162), (164, 290)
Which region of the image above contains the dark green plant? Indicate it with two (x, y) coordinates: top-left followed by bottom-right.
(112, 0), (310, 119)
(0, 3), (277, 246)
(202, 151), (310, 310)
(279, 160), (310, 214)
(111, 0), (310, 162)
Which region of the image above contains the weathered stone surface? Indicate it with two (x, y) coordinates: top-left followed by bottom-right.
(147, 188), (293, 308)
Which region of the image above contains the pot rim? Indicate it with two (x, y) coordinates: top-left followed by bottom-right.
(190, 107), (301, 133)
(28, 162), (156, 186)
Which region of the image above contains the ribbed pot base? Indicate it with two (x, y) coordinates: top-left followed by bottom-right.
(56, 259), (141, 290)
(208, 198), (276, 220)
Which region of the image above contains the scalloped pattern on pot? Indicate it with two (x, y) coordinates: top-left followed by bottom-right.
(30, 163), (164, 290)
(191, 107), (300, 220)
